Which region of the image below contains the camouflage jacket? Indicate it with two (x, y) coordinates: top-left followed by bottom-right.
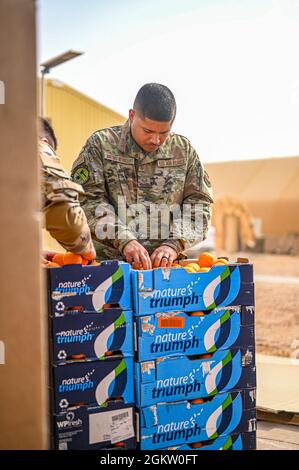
(71, 120), (213, 259)
(40, 139), (92, 254)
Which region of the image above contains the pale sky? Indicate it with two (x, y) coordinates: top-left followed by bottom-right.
(38, 0), (299, 162)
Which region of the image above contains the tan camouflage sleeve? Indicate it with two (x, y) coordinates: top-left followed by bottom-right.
(161, 144), (213, 254)
(71, 134), (137, 254)
(41, 143), (93, 254)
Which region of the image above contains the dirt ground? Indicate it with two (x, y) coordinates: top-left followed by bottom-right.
(235, 252), (299, 357)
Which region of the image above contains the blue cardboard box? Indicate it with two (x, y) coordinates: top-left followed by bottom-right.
(50, 309), (134, 364)
(52, 403), (136, 450)
(135, 347), (255, 407)
(47, 261), (132, 316)
(135, 305), (255, 361)
(51, 357), (134, 413)
(132, 263), (254, 315)
(139, 388), (256, 450)
(166, 431), (256, 450)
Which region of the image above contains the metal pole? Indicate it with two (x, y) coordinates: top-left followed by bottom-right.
(40, 68), (48, 118)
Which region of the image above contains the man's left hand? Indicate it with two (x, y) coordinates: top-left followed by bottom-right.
(150, 246), (177, 268)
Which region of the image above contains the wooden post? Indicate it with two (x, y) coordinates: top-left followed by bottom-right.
(0, 0), (49, 449)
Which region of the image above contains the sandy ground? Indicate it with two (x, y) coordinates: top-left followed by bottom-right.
(235, 252), (299, 357)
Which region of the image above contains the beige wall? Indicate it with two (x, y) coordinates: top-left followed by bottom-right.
(41, 80), (126, 251)
(206, 157), (299, 236)
(43, 79), (126, 173)
(0, 0), (48, 449)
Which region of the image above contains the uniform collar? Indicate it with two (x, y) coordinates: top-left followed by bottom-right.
(118, 119), (171, 162)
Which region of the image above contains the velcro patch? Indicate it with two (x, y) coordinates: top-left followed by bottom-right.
(104, 154), (135, 165)
(157, 158), (185, 168)
(72, 166), (90, 185)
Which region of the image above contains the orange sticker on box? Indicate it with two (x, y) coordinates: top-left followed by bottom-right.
(158, 317), (185, 328)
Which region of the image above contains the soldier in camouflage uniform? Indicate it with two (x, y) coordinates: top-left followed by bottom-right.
(71, 83), (213, 268)
(40, 118), (95, 259)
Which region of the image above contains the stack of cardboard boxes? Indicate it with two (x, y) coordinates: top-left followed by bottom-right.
(132, 261), (256, 450)
(47, 259), (256, 450)
(47, 261), (136, 450)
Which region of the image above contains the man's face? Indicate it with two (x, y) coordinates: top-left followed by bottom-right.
(129, 109), (173, 152)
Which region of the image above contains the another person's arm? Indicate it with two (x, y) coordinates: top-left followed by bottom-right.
(41, 144), (95, 259)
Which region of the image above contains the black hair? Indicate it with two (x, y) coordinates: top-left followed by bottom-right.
(39, 117), (57, 151)
(133, 83), (176, 122)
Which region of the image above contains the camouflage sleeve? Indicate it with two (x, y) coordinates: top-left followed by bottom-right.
(71, 134), (137, 254)
(41, 142), (93, 254)
(161, 144), (213, 254)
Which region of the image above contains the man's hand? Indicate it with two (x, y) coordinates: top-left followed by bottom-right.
(79, 240), (96, 261)
(123, 240), (152, 270)
(150, 245), (178, 268)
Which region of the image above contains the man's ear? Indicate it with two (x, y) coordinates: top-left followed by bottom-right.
(129, 109), (135, 122)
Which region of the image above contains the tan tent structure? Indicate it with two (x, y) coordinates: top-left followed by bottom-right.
(205, 156), (299, 254)
(213, 196), (255, 253)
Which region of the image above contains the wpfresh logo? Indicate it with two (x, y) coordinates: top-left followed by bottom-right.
(56, 411), (83, 429)
(56, 322), (94, 345)
(58, 369), (95, 394)
(153, 414), (201, 445)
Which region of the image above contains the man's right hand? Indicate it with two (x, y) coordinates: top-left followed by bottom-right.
(122, 240), (152, 270)
(79, 239), (96, 261)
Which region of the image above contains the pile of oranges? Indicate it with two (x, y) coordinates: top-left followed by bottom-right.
(175, 252), (229, 273)
(43, 252), (99, 268)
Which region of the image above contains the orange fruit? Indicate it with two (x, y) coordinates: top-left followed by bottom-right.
(113, 442), (125, 448)
(213, 258), (228, 266)
(184, 266), (196, 273)
(89, 260), (100, 266)
(71, 354), (85, 360)
(46, 262), (60, 268)
(63, 252), (83, 265)
(190, 442), (203, 449)
(191, 398), (204, 404)
(52, 253), (65, 266)
(198, 252), (215, 268)
(81, 257), (89, 265)
(190, 311), (204, 316)
(186, 262), (200, 272)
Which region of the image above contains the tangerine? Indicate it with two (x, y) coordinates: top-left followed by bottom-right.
(52, 253), (65, 266)
(63, 252), (83, 265)
(189, 311), (204, 316)
(186, 262), (200, 272)
(190, 442), (203, 449)
(198, 252), (215, 268)
(212, 261), (227, 267)
(46, 262), (60, 268)
(89, 261), (100, 266)
(213, 258), (228, 266)
(191, 398), (204, 404)
(184, 266), (197, 273)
